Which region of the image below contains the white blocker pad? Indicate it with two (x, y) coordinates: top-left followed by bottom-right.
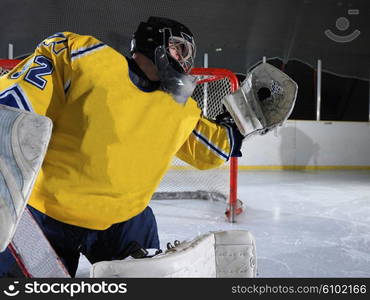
(0, 104), (52, 251)
(90, 230), (257, 278)
(223, 62), (298, 137)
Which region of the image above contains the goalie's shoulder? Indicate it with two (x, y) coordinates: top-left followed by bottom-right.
(44, 32), (101, 44)
(37, 32), (106, 56)
(63, 32), (104, 48)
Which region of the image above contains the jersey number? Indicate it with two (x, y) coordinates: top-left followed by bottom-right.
(24, 55), (54, 90)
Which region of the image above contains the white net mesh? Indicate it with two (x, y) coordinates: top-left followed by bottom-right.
(0, 67), (9, 77)
(192, 76), (231, 120)
(153, 72), (236, 201)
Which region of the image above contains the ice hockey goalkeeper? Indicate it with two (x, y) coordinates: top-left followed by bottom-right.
(0, 17), (245, 277)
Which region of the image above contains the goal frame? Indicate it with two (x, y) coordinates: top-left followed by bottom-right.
(190, 67), (240, 222)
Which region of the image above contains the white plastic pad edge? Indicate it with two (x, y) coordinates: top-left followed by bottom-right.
(0, 104), (52, 251)
(90, 230), (257, 278)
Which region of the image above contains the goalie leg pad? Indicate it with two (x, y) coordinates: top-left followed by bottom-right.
(90, 230), (257, 278)
(0, 104), (52, 251)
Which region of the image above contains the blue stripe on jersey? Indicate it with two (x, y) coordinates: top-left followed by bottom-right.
(0, 85), (33, 112)
(192, 130), (229, 160)
(221, 123), (234, 159)
(71, 43), (106, 61)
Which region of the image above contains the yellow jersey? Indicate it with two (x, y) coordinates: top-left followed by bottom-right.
(0, 32), (233, 229)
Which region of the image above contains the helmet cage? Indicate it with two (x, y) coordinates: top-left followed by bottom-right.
(160, 27), (196, 74)
(131, 17), (196, 74)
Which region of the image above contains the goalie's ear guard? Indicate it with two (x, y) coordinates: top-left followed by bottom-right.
(222, 63), (298, 137)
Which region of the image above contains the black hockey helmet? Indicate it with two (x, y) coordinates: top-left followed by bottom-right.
(131, 16), (196, 74)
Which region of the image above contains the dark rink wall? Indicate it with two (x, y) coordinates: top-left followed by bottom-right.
(1, 0), (369, 121)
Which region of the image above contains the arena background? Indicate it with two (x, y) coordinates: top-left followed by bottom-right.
(1, 0), (369, 121)
(1, 0), (370, 279)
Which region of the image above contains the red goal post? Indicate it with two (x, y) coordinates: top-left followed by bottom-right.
(0, 60), (243, 222)
(192, 67), (241, 222)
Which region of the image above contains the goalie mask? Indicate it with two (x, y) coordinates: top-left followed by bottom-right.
(131, 16), (197, 104)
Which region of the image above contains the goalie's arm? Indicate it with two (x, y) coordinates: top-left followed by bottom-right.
(175, 115), (243, 170)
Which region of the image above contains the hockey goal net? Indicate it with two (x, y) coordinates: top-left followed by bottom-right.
(0, 60), (241, 222)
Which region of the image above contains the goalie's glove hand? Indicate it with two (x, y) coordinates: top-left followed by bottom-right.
(215, 111), (244, 158)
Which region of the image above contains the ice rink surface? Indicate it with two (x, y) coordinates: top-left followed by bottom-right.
(77, 170), (370, 278)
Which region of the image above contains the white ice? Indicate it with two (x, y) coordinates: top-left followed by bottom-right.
(76, 170), (370, 278)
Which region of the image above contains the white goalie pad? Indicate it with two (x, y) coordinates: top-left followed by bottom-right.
(0, 104), (52, 252)
(223, 63), (298, 137)
(90, 230), (257, 278)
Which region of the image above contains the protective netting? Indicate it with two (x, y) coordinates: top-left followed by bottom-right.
(0, 67), (9, 77)
(192, 76), (231, 120)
